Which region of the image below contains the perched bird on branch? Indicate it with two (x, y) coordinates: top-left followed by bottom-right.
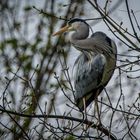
(53, 18), (117, 111)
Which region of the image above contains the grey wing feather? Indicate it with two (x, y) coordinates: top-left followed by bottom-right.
(74, 53), (106, 101)
(91, 31), (107, 38)
(92, 32), (112, 47)
(91, 32), (114, 54)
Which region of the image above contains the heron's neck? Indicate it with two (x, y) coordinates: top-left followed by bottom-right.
(70, 33), (94, 52)
(71, 32), (88, 41)
(70, 24), (89, 43)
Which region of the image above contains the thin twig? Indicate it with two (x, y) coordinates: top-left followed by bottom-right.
(0, 106), (117, 140)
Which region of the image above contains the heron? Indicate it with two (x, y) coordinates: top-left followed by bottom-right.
(53, 18), (117, 112)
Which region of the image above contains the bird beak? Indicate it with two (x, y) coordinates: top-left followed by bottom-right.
(52, 25), (69, 36)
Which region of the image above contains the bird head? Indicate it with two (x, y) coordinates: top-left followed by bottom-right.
(52, 18), (88, 36)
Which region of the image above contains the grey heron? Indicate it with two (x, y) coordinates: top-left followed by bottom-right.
(53, 18), (117, 111)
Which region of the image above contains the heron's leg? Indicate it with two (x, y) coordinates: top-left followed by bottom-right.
(83, 97), (87, 120)
(83, 97), (89, 131)
(94, 98), (102, 137)
(95, 97), (101, 125)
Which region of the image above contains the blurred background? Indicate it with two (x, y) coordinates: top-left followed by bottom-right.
(0, 0), (140, 139)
